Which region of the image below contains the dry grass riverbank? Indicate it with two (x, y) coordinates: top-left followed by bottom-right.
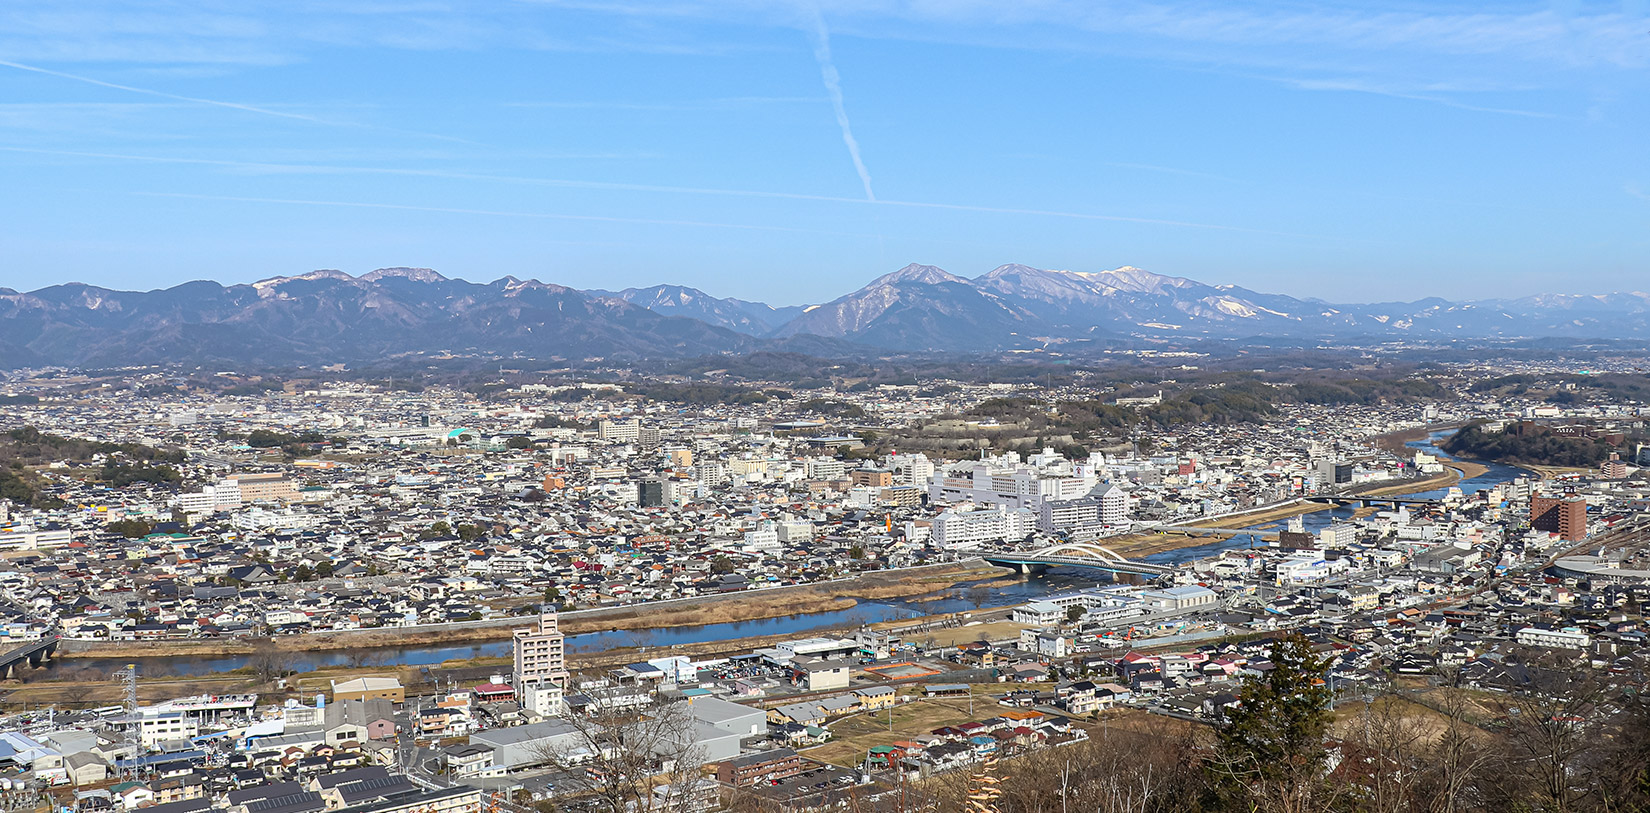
(56, 561), (1007, 660)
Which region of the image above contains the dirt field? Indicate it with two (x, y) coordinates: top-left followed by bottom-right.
(896, 621), (1029, 649)
(0, 674), (253, 707)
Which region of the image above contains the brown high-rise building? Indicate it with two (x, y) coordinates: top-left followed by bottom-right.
(1531, 494), (1588, 542)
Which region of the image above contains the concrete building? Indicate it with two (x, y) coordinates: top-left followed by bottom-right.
(470, 719), (584, 770)
(513, 611), (569, 693)
(1531, 494), (1588, 541)
(928, 463), (1098, 512)
(716, 749), (806, 788)
(1516, 626), (1591, 649)
(931, 506), (1036, 550)
(598, 419), (641, 442)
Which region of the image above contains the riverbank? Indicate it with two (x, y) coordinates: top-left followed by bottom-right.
(1520, 463), (1595, 480)
(1369, 422), (1468, 457)
(1101, 499), (1334, 558)
(57, 560), (1008, 660)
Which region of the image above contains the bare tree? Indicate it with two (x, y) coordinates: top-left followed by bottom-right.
(1341, 694), (1429, 813)
(529, 686), (708, 813)
(248, 639), (285, 685)
(1480, 672), (1611, 813)
(1416, 686), (1492, 813)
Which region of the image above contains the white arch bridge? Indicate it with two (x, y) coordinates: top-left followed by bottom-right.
(982, 543), (1173, 577)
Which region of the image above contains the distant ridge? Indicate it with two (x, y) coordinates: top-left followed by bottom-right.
(2, 264), (1648, 367)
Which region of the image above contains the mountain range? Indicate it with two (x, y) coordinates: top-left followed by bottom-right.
(3, 264), (1648, 367)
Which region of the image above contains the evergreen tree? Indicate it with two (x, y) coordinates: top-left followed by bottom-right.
(1209, 633), (1333, 813)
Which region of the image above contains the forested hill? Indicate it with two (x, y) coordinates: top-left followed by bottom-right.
(1442, 422), (1617, 468)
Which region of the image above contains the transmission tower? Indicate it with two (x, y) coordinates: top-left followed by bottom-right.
(113, 663), (139, 778)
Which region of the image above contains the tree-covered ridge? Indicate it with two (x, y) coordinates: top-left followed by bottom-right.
(1443, 422), (1617, 468)
(0, 425), (184, 505)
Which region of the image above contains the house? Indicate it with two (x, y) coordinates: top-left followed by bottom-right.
(789, 656), (852, 691)
(311, 766), (417, 808)
(715, 749), (806, 788)
(323, 699), (397, 745)
(442, 744), (498, 778)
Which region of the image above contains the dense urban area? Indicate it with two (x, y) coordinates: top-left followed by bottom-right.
(3, 356), (1650, 813)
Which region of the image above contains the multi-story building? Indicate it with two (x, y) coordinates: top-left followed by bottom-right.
(850, 468), (893, 488)
(513, 611), (568, 694)
(1038, 482), (1128, 533)
(927, 462), (1098, 512)
(598, 419), (640, 442)
(715, 748), (806, 788)
(891, 453), (934, 486)
(1531, 493), (1588, 541)
(1516, 625), (1591, 649)
(233, 473), (298, 504)
(804, 458), (847, 481)
(931, 506), (1036, 550)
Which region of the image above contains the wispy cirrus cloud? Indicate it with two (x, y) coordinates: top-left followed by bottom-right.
(0, 57), (484, 143)
(133, 190), (885, 237)
(504, 96), (823, 111)
(1, 145), (1314, 236)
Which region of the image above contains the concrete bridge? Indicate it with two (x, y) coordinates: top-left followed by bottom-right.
(1304, 495), (1444, 509)
(1145, 525), (1280, 542)
(0, 637), (57, 678)
(983, 543), (1173, 578)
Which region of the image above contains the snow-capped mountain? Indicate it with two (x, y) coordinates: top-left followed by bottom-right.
(4, 262), (1649, 367)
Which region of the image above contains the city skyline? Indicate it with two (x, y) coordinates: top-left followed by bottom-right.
(3, 1), (1647, 304)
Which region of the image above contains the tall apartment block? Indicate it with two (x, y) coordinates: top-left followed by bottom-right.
(1531, 493), (1588, 542)
(513, 611), (568, 690)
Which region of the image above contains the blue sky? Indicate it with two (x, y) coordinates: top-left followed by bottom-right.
(2, 1), (1648, 305)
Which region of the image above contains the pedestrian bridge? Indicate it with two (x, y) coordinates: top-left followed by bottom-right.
(983, 543), (1173, 577)
(0, 637), (57, 678)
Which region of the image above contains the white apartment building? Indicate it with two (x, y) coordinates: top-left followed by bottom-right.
(889, 453), (934, 486)
(931, 506), (1036, 550)
(928, 462), (1098, 512)
(696, 461), (725, 487)
(513, 612), (568, 692)
(599, 419), (641, 442)
(135, 711), (199, 747)
(0, 528), (71, 551)
(1515, 626), (1591, 649)
(805, 458), (847, 481)
(743, 524), (780, 552)
(1038, 482), (1129, 533)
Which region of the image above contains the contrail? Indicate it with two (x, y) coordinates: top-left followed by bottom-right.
(0, 59), (324, 123)
(802, 5), (875, 201)
(0, 59), (481, 144)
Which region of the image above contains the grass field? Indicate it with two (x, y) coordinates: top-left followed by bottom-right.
(804, 694), (984, 767)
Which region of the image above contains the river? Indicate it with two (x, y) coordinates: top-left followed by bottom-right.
(49, 430), (1526, 678)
